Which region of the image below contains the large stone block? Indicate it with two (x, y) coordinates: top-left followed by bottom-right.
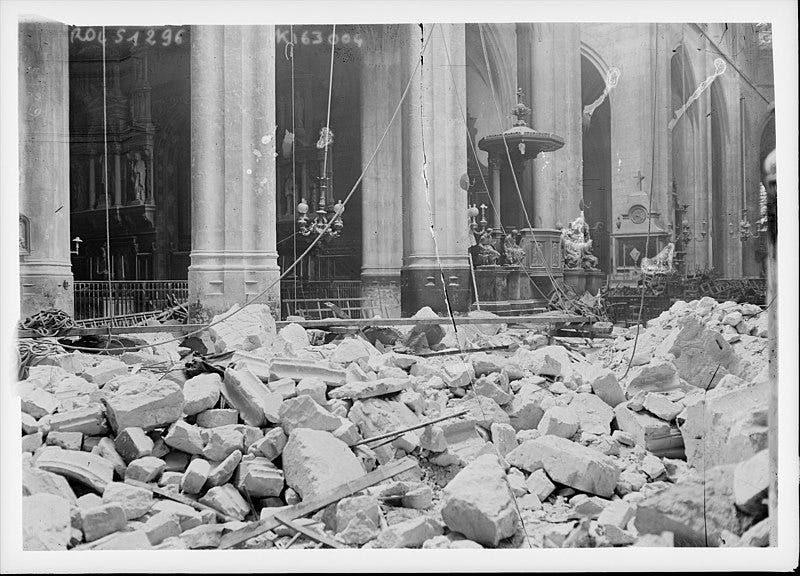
(49, 403), (108, 436)
(209, 303), (276, 353)
(613, 404), (673, 449)
(278, 395), (341, 434)
(441, 454), (518, 546)
(103, 379), (184, 433)
(733, 450), (769, 516)
(221, 367), (283, 427)
(182, 373), (222, 416)
(504, 380), (554, 431)
(236, 455), (284, 498)
(329, 377), (411, 401)
(80, 503), (127, 542)
(23, 493), (72, 550)
(35, 446), (114, 493)
(269, 358), (346, 387)
(102, 481), (153, 520)
(569, 393), (615, 435)
(282, 429), (364, 501)
(506, 436), (620, 497)
(349, 398), (421, 457)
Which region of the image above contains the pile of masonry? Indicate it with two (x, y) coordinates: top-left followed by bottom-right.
(18, 297), (773, 550)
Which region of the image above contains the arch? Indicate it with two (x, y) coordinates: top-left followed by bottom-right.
(580, 41), (611, 80)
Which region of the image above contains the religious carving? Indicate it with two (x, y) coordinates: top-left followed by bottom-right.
(474, 229), (501, 266)
(502, 231), (525, 266)
(561, 212), (599, 270)
(19, 214), (30, 255)
(316, 127), (334, 149)
(130, 151), (147, 202)
(640, 242), (675, 275)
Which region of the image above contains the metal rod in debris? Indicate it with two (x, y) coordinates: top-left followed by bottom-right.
(352, 408), (471, 448)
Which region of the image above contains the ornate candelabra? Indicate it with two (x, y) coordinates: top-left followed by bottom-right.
(297, 127), (344, 239)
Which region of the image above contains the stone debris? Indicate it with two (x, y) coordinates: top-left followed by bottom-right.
(15, 298), (774, 550)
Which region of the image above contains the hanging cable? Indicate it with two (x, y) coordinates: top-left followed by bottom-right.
(100, 26), (115, 348)
(322, 24), (336, 180)
(621, 23), (659, 381)
(60, 24), (438, 353)
(477, 23), (570, 311)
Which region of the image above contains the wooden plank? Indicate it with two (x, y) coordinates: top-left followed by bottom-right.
(124, 478), (239, 523)
(273, 515), (346, 549)
(351, 409), (471, 448)
(218, 456), (417, 549)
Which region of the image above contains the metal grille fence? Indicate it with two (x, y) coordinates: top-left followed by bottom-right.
(73, 281), (188, 320)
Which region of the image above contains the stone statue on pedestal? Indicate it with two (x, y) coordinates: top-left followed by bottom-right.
(561, 211), (599, 270)
(503, 232), (525, 266)
(474, 229), (501, 266)
(130, 151), (147, 203)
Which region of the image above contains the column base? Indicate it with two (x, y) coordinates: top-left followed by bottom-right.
(361, 274), (402, 318)
(19, 271), (74, 318)
(400, 267), (471, 317)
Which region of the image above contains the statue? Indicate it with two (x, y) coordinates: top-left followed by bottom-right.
(316, 127), (334, 149)
(561, 211), (599, 270)
(474, 228), (501, 266)
(503, 231), (525, 266)
(640, 243), (675, 275)
(130, 151), (146, 202)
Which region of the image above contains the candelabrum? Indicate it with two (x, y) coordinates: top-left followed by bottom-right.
(467, 203), (490, 235)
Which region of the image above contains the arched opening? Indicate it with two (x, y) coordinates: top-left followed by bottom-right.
(580, 55), (612, 273)
(670, 47), (700, 272)
(710, 82), (726, 273)
(744, 109), (776, 277)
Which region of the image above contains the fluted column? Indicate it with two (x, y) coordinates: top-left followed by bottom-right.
(399, 23), (471, 315)
(18, 19), (73, 316)
(360, 25), (403, 317)
(188, 25), (280, 320)
(526, 23), (583, 229)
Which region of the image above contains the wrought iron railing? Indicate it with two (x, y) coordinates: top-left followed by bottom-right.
(279, 280), (379, 319)
(73, 280), (188, 321)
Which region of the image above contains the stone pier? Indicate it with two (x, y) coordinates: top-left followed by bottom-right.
(18, 20), (73, 317)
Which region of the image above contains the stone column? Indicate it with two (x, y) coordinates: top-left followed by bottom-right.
(399, 23), (471, 315)
(18, 19), (73, 316)
(112, 144), (122, 206)
(489, 155), (502, 227)
(188, 25), (280, 320)
(360, 25), (403, 317)
(524, 23), (583, 229)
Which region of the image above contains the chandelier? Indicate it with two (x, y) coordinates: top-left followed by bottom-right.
(297, 127), (344, 239)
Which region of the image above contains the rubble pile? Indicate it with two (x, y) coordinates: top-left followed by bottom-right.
(17, 300), (773, 550)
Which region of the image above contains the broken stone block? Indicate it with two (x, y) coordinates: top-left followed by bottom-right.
(733, 450), (769, 516)
(199, 484), (250, 521)
(22, 462), (77, 503)
(526, 469), (556, 501)
(569, 393), (615, 436)
(441, 454), (518, 546)
(270, 358), (347, 387)
(613, 404), (673, 449)
(473, 376), (514, 406)
(678, 379), (768, 471)
(634, 464), (753, 546)
(77, 493), (103, 509)
(114, 427), (154, 463)
(333, 419), (362, 446)
(338, 510), (380, 545)
(597, 500), (636, 529)
(182, 373), (222, 416)
(236, 455), (284, 498)
(278, 322), (310, 351)
(278, 395), (342, 434)
(196, 408), (239, 428)
(36, 446), (114, 493)
(738, 518), (770, 547)
(248, 426), (288, 460)
(375, 516), (444, 548)
(587, 367), (626, 408)
(330, 338), (375, 365)
(329, 377), (411, 401)
(282, 429), (364, 501)
(103, 379), (184, 434)
(45, 431), (83, 451)
(349, 398), (421, 457)
(181, 458), (211, 494)
(163, 420), (206, 455)
(49, 403), (108, 436)
(80, 503), (127, 542)
(470, 352), (508, 377)
(666, 316), (743, 389)
(102, 481), (153, 520)
(616, 470), (647, 495)
(441, 361), (475, 389)
(125, 456), (166, 483)
(641, 454), (666, 479)
(209, 303), (275, 353)
(201, 425), (244, 461)
(221, 367), (282, 427)
(625, 359), (687, 398)
(180, 524), (226, 549)
(332, 495), (383, 533)
(490, 422), (518, 457)
(23, 493), (72, 550)
(158, 471), (183, 487)
(150, 500), (202, 532)
(267, 377), (297, 400)
(402, 485), (434, 510)
(83, 359), (128, 386)
(295, 377), (328, 405)
(506, 436), (620, 497)
(458, 395), (511, 428)
(90, 437), (127, 477)
(19, 384), (60, 419)
(206, 450), (243, 488)
(21, 431), (43, 452)
(144, 511), (182, 546)
(419, 424), (448, 453)
(505, 380), (554, 431)
(537, 406), (580, 438)
(643, 393), (682, 421)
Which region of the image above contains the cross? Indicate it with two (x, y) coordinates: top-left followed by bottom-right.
(633, 170), (646, 191)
